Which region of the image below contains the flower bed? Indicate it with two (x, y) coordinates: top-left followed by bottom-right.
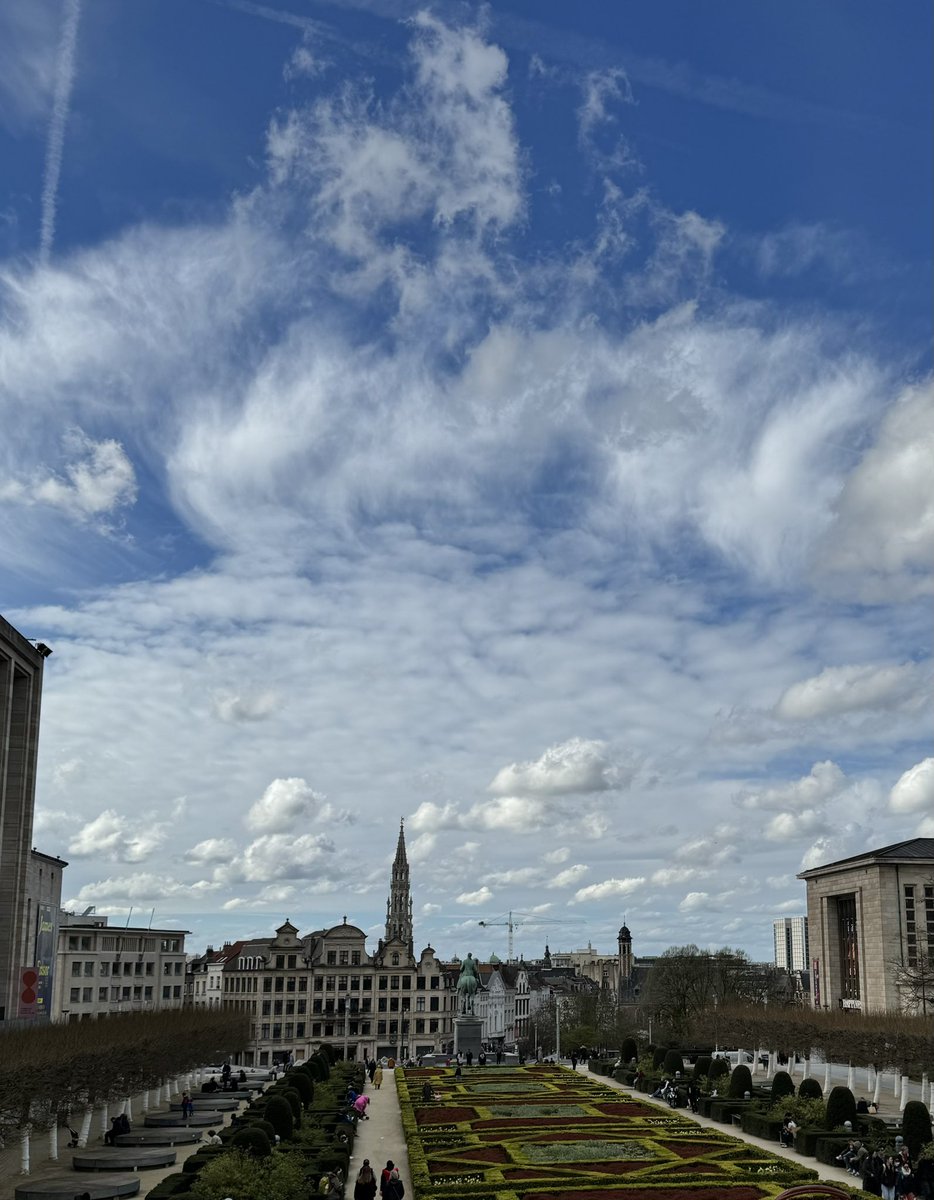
(399, 1064), (831, 1200)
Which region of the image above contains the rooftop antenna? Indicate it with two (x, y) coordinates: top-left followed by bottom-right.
(124, 906), (134, 928)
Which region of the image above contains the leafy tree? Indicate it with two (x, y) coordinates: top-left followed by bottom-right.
(892, 946), (934, 1016)
(189, 1149), (308, 1200)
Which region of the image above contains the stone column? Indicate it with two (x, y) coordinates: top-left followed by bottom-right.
(100, 1103), (109, 1137)
(78, 1107), (93, 1148)
(900, 1075), (909, 1111)
(48, 1123), (58, 1161)
(823, 1062), (832, 1093)
(20, 1127), (31, 1175)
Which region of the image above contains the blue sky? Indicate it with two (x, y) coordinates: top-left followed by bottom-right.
(1, 0), (931, 964)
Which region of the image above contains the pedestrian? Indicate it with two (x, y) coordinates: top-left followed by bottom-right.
(478, 1051), (486, 1067)
(368, 1060), (376, 1083)
(373, 1064), (383, 1090)
(380, 1161), (395, 1197)
(181, 1091), (194, 1119)
(221, 1061), (231, 1081)
(496, 1048), (502, 1065)
(571, 1054), (578, 1070)
(354, 1159), (377, 1200)
(354, 1093), (370, 1120)
(384, 1168), (405, 1200)
(880, 1155), (897, 1200)
(466, 1049), (473, 1067)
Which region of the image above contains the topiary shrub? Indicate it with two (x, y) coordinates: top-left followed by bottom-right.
(728, 1064), (753, 1098)
(901, 1099), (931, 1157)
(279, 1086), (303, 1128)
(263, 1095), (294, 1142)
(825, 1085), (857, 1130)
(708, 1057), (730, 1083)
(230, 1125), (272, 1156)
(288, 1071), (314, 1107)
(663, 1050), (684, 1076)
(620, 1037), (638, 1064)
(306, 1057), (327, 1082)
(798, 1077), (823, 1101)
(652, 1047), (667, 1070)
(246, 1117), (277, 1143)
(770, 1070), (795, 1102)
(145, 1176), (192, 1198)
(693, 1055), (711, 1080)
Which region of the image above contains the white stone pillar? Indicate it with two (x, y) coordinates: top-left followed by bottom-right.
(846, 1063), (854, 1092)
(20, 1127), (31, 1175)
(141, 1089), (150, 1113)
(100, 1103), (109, 1137)
(928, 1079), (934, 1109)
(124, 1097), (133, 1120)
(48, 1123), (58, 1161)
(803, 1057), (810, 1081)
(894, 1071), (901, 1098)
(78, 1107), (93, 1148)
(872, 1071), (883, 1105)
(900, 1075), (909, 1111)
(823, 1061), (832, 1093)
(922, 1072), (928, 1106)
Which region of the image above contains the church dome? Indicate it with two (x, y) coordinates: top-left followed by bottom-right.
(618, 924), (631, 941)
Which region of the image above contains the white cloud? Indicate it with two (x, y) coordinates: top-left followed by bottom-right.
(185, 837), (238, 865)
(212, 690), (281, 723)
(456, 886), (493, 906)
(571, 877), (645, 903)
(68, 809), (167, 863)
(817, 382), (934, 601)
(652, 866), (708, 886)
(489, 737), (620, 796)
(737, 762), (846, 812)
(889, 758), (934, 815)
(421, 902), (442, 915)
(246, 778), (327, 833)
(775, 662), (922, 721)
(2, 430), (136, 523)
(764, 808), (828, 842)
(543, 847), (570, 864)
(465, 795), (547, 831)
(551, 864), (589, 888)
(225, 832), (335, 882)
(65, 873), (218, 908)
(679, 891), (709, 913)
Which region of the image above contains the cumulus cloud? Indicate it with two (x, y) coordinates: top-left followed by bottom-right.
(212, 690), (281, 723)
(1, 430), (136, 523)
(246, 778), (327, 833)
(764, 808), (829, 842)
(68, 809), (167, 863)
(571, 877), (645, 903)
(889, 758), (934, 815)
(679, 891), (710, 912)
(456, 886), (493, 906)
(223, 832), (336, 882)
(737, 762), (846, 812)
(489, 737), (620, 797)
(65, 873), (218, 908)
(185, 837), (238, 865)
(775, 662), (922, 721)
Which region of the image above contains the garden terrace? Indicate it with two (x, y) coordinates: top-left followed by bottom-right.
(398, 1065), (856, 1200)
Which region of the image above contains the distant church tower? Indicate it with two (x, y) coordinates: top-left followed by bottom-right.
(385, 819), (414, 954)
(618, 923), (633, 1000)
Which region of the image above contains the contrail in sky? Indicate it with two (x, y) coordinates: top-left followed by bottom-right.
(39, 0), (81, 265)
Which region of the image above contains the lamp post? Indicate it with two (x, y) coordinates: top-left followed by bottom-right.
(342, 996), (351, 1062)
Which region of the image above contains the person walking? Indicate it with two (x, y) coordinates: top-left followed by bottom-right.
(368, 1059), (376, 1083)
(354, 1159), (377, 1200)
(379, 1160), (395, 1197)
(384, 1168), (405, 1200)
(373, 1064), (383, 1090)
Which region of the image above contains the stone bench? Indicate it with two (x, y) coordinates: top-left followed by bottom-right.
(171, 1097), (238, 1111)
(15, 1177), (141, 1199)
(115, 1129), (202, 1147)
(73, 1147), (177, 1171)
(144, 1110), (222, 1127)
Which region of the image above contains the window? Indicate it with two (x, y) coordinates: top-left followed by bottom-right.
(162, 986), (171, 1000)
(261, 1023), (270, 1039)
(286, 976), (296, 992)
(378, 997), (387, 1012)
(362, 977), (372, 990)
(275, 977), (284, 993)
(287, 955), (297, 969)
(327, 951), (336, 965)
(174, 962), (183, 975)
(391, 952), (399, 966)
(429, 997), (439, 1011)
(163, 963), (172, 976)
(173, 986), (181, 999)
(262, 1000), (271, 1016)
(351, 950), (360, 965)
(133, 986), (142, 1000)
(415, 1019), (424, 1033)
(325, 976), (335, 991)
(339, 949), (348, 965)
(430, 976), (439, 989)
(275, 954), (284, 969)
(416, 997), (425, 1011)
(98, 987), (108, 1002)
(378, 977), (388, 990)
(416, 976), (426, 990)
(123, 962), (132, 976)
(314, 977), (323, 991)
(99, 962), (110, 977)
(402, 976), (411, 989)
(298, 999), (307, 1015)
(146, 962), (154, 976)
(389, 998), (399, 1012)
(377, 1020), (386, 1034)
(429, 1019), (438, 1032)
(263, 978), (272, 993)
(274, 1000), (283, 1015)
(296, 1022), (305, 1037)
(313, 999), (322, 1014)
(312, 1023), (322, 1037)
(144, 987), (153, 1000)
(298, 977), (308, 992)
(350, 975), (360, 991)
(70, 987), (80, 1002)
(272, 1023), (281, 1039)
(905, 885), (918, 967)
(338, 975), (348, 990)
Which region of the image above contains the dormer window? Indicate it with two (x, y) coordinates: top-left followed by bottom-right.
(391, 952), (400, 966)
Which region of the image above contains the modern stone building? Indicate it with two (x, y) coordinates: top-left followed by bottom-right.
(0, 615), (53, 1023)
(799, 837), (934, 1012)
(773, 916), (809, 972)
(53, 910), (189, 1020)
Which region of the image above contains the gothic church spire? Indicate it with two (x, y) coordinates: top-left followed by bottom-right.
(385, 818), (413, 952)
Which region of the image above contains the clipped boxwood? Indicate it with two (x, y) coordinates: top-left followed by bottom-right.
(795, 1125), (832, 1157)
(278, 1085), (303, 1127)
(652, 1047), (667, 1069)
(708, 1056), (730, 1082)
(728, 1063), (753, 1098)
(825, 1085), (857, 1130)
(662, 1049), (684, 1076)
(815, 1134), (862, 1166)
(620, 1036), (638, 1064)
(288, 1070), (315, 1106)
(693, 1055), (711, 1079)
(263, 1095), (294, 1141)
(770, 1070), (795, 1102)
(901, 1099), (931, 1156)
(740, 1111), (783, 1140)
(230, 1125), (272, 1156)
(798, 1076), (823, 1100)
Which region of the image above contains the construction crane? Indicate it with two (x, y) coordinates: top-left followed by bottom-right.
(477, 910), (582, 963)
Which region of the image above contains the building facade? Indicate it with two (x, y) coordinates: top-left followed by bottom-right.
(221, 823), (459, 1067)
(0, 617), (51, 1023)
(799, 838), (934, 1013)
(773, 916), (809, 973)
(53, 911), (189, 1021)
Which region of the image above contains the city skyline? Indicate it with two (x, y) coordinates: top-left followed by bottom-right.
(0, 0), (930, 963)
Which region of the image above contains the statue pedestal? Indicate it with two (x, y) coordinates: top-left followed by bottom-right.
(453, 1015), (482, 1059)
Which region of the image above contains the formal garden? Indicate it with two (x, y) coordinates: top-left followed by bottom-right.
(398, 1063), (866, 1200)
